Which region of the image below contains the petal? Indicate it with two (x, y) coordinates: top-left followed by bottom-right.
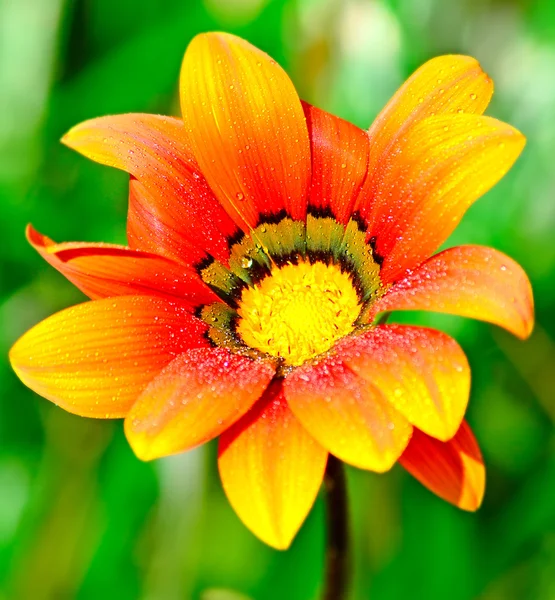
(125, 348), (275, 461)
(336, 325), (470, 442)
(27, 225), (219, 307)
(373, 245), (534, 340)
(303, 102), (369, 223)
(400, 420), (485, 511)
(9, 296), (208, 418)
(180, 32), (311, 229)
(285, 358), (412, 472)
(62, 113), (238, 264)
(363, 114), (525, 283)
(218, 379), (327, 549)
(364, 54), (493, 194)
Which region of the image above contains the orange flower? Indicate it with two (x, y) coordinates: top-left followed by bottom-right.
(10, 33), (533, 549)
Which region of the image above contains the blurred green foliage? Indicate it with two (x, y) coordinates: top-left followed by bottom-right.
(1, 0), (554, 598)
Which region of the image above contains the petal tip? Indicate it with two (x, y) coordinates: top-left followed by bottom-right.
(267, 535), (294, 551)
(25, 223), (50, 249)
(60, 124), (82, 149)
(124, 421), (159, 462)
(457, 457), (485, 512)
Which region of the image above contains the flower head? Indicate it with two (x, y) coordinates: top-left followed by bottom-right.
(10, 33), (533, 549)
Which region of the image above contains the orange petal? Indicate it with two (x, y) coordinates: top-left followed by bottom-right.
(9, 296), (208, 418)
(363, 54), (493, 195)
(218, 379), (327, 549)
(180, 32), (311, 230)
(27, 225), (219, 307)
(373, 245), (534, 340)
(303, 102), (369, 223)
(62, 113), (238, 264)
(400, 420), (485, 511)
(335, 325), (470, 442)
(125, 349), (275, 461)
(364, 114), (525, 283)
(285, 358), (412, 472)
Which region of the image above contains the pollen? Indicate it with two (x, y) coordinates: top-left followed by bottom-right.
(236, 261), (361, 366)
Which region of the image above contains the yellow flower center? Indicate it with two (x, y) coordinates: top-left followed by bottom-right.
(236, 260), (361, 366)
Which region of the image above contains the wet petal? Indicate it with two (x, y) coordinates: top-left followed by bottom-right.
(62, 113), (238, 264)
(400, 420), (485, 511)
(180, 32), (311, 229)
(336, 325), (470, 442)
(125, 349), (275, 461)
(303, 102), (369, 223)
(9, 296), (208, 418)
(361, 54), (493, 205)
(373, 245), (534, 339)
(362, 114), (525, 282)
(285, 358), (412, 472)
(218, 379), (327, 549)
(27, 224), (219, 307)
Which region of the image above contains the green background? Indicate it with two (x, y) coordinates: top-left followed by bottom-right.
(1, 0), (554, 598)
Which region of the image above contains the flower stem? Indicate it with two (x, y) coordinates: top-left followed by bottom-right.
(322, 455), (350, 600)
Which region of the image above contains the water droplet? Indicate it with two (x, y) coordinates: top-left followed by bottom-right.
(241, 257), (253, 269)
(470, 93), (477, 100)
(236, 192), (244, 201)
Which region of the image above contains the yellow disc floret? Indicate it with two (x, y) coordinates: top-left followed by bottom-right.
(236, 260), (361, 366)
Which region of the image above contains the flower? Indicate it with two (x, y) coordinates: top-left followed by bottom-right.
(10, 32), (533, 550)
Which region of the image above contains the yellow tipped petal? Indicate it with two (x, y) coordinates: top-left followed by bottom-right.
(400, 421), (486, 511)
(219, 380), (327, 549)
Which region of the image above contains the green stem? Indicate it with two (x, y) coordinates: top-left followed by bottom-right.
(322, 455), (350, 600)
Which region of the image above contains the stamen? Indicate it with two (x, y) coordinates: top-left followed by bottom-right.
(236, 261), (361, 366)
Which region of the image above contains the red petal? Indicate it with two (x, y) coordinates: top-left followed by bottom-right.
(400, 421), (485, 511)
(180, 32), (311, 229)
(336, 325), (470, 441)
(373, 245), (534, 339)
(9, 296), (208, 418)
(285, 358), (412, 472)
(303, 102), (369, 223)
(125, 349), (275, 461)
(218, 379), (327, 549)
(62, 113), (238, 264)
(27, 225), (219, 307)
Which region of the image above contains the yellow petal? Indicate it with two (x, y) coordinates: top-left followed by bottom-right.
(10, 296), (208, 418)
(219, 380), (327, 549)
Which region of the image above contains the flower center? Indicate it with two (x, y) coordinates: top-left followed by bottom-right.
(236, 260), (361, 366)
